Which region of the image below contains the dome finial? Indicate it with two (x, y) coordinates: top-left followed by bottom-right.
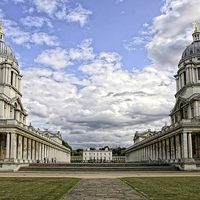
(192, 21), (200, 33)
(0, 21), (4, 33)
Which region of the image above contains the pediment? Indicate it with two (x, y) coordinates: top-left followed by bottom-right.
(170, 96), (188, 115)
(9, 96), (26, 112)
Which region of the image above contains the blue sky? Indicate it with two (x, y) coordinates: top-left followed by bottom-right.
(0, 0), (200, 149)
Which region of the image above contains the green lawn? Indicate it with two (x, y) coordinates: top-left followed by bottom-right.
(121, 177), (200, 200)
(0, 177), (80, 200)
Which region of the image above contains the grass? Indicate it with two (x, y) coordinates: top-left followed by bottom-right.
(0, 177), (80, 200)
(121, 177), (200, 200)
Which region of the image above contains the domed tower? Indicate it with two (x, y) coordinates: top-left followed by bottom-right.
(0, 23), (27, 123)
(170, 23), (200, 123)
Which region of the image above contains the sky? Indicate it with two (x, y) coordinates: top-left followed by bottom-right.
(0, 0), (200, 150)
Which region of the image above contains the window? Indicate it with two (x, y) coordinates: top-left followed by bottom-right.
(97, 153), (98, 156)
(198, 68), (200, 80)
(183, 71), (186, 85)
(85, 153), (86, 155)
(104, 153), (106, 155)
(11, 71), (13, 85)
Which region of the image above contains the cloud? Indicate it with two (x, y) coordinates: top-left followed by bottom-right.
(32, 0), (92, 27)
(20, 16), (53, 28)
(35, 38), (95, 70)
(17, 0), (200, 149)
(35, 48), (73, 70)
(33, 0), (57, 14)
(147, 0), (200, 69)
(65, 4), (92, 27)
(22, 47), (175, 149)
(1, 18), (59, 47)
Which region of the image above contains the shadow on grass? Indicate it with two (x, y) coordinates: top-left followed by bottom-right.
(0, 177), (81, 200)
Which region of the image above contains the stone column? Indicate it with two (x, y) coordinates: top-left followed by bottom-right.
(170, 136), (175, 160)
(5, 132), (10, 161)
(159, 141), (162, 159)
(155, 143), (158, 160)
(44, 144), (47, 158)
(176, 134), (181, 159)
(188, 132), (193, 159)
(41, 144), (44, 162)
(152, 143), (155, 160)
(10, 132), (17, 162)
(31, 140), (35, 162)
(35, 142), (38, 161)
(27, 138), (32, 163)
(23, 137), (28, 163)
(166, 138), (170, 160)
(143, 147), (145, 161)
(182, 132), (188, 159)
(17, 135), (23, 163)
(38, 143), (41, 162)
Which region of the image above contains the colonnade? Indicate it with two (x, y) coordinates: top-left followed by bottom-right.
(2, 132), (70, 163)
(126, 131), (193, 163)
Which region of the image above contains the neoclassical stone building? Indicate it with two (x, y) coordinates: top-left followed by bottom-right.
(83, 148), (112, 162)
(0, 24), (70, 171)
(125, 24), (200, 170)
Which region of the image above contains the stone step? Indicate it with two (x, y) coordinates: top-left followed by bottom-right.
(19, 166), (179, 172)
(29, 163), (170, 167)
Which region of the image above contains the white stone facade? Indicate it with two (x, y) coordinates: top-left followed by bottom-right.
(0, 26), (70, 170)
(125, 26), (200, 171)
(83, 148), (112, 162)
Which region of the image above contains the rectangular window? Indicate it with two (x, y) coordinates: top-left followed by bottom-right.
(11, 71), (13, 85)
(198, 68), (200, 80)
(183, 71), (186, 85)
(85, 153), (86, 155)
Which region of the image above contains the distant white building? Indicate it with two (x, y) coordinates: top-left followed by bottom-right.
(83, 148), (112, 162)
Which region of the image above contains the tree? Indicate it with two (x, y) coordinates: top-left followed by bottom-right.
(62, 140), (72, 152)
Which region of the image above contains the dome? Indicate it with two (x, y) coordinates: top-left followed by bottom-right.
(0, 40), (18, 63)
(179, 27), (200, 64)
(179, 41), (200, 64)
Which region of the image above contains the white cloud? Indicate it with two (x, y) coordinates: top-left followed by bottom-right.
(20, 16), (53, 28)
(35, 48), (73, 70)
(31, 0), (92, 27)
(2, 19), (59, 47)
(65, 4), (92, 27)
(35, 39), (95, 70)
(33, 0), (57, 14)
(147, 0), (200, 69)
(14, 0), (200, 149)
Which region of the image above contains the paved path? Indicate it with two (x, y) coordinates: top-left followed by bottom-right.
(62, 178), (146, 200)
